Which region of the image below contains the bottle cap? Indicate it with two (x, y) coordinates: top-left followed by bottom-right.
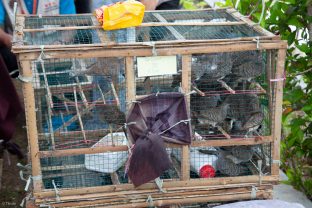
(199, 164), (216, 178)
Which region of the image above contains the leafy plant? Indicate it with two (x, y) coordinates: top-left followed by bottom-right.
(180, 0), (208, 9)
(183, 0), (312, 199)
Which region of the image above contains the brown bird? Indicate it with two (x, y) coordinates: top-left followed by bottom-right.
(221, 145), (258, 164)
(196, 103), (230, 127)
(97, 105), (126, 125)
(224, 94), (260, 120)
(216, 150), (248, 176)
(231, 51), (263, 90)
(192, 53), (235, 93)
(230, 111), (264, 137)
(195, 103), (231, 139)
(96, 104), (126, 146)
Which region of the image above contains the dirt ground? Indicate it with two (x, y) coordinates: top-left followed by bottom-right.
(0, 81), (28, 207)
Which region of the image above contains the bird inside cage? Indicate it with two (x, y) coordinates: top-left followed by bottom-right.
(231, 51), (264, 90)
(96, 104), (126, 145)
(215, 150), (249, 176)
(223, 94), (265, 138)
(193, 103), (231, 139)
(192, 53), (235, 94)
(220, 145), (258, 164)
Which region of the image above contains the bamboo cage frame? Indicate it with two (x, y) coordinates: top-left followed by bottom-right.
(13, 8), (287, 207)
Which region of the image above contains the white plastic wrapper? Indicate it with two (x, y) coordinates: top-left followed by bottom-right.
(85, 132), (128, 173)
(214, 200), (305, 208)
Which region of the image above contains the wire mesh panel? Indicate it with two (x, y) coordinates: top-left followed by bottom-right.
(41, 149), (180, 190)
(23, 25), (262, 45)
(24, 10), (238, 29)
(22, 10), (264, 46)
(24, 16), (94, 29)
(187, 144), (271, 179)
(143, 10), (238, 22)
(33, 57), (127, 151)
(190, 50), (270, 140)
(41, 154), (129, 189)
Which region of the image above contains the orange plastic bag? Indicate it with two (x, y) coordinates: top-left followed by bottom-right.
(94, 0), (145, 30)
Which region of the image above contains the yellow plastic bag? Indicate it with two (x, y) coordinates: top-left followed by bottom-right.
(94, 0), (145, 30)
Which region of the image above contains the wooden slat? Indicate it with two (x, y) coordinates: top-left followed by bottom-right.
(34, 175), (278, 200)
(13, 36), (280, 52)
(39, 145), (128, 158)
(191, 136), (272, 147)
(35, 179), (274, 199)
(38, 136), (273, 158)
(181, 55), (192, 181)
(39, 184), (271, 204)
(36, 185), (272, 206)
(272, 49), (286, 175)
(38, 129), (109, 141)
(181, 145), (190, 181)
(125, 57), (135, 112)
(13, 16), (25, 47)
(41, 164), (85, 171)
(14, 41), (287, 60)
(20, 61), (43, 192)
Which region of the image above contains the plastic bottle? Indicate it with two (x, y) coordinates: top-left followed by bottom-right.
(190, 148), (217, 178)
(172, 147), (217, 178)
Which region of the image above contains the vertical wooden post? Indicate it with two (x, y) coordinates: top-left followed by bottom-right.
(181, 145), (190, 181)
(20, 61), (43, 192)
(266, 50), (273, 142)
(271, 49), (286, 176)
(125, 57), (135, 112)
(181, 55), (191, 181)
(125, 57), (135, 184)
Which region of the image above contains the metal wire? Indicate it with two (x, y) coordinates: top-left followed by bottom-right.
(22, 11), (262, 46)
(21, 11), (278, 192)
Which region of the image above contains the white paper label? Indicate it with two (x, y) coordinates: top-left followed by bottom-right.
(137, 56), (177, 77)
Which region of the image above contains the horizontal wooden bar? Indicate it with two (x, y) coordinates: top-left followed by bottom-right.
(39, 145), (128, 158)
(22, 21), (246, 32)
(35, 187), (272, 207)
(34, 175), (278, 199)
(38, 129), (109, 141)
(15, 40), (287, 61)
(13, 36), (278, 52)
(102, 191), (271, 208)
(38, 183), (268, 202)
(192, 136), (272, 147)
(37, 184), (272, 205)
(41, 164), (85, 171)
(38, 136), (272, 158)
(39, 191), (271, 207)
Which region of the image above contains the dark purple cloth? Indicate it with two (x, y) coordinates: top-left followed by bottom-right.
(126, 92), (191, 186)
(0, 55), (23, 158)
(127, 133), (171, 186)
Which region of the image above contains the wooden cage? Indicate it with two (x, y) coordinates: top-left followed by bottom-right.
(12, 8), (287, 208)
